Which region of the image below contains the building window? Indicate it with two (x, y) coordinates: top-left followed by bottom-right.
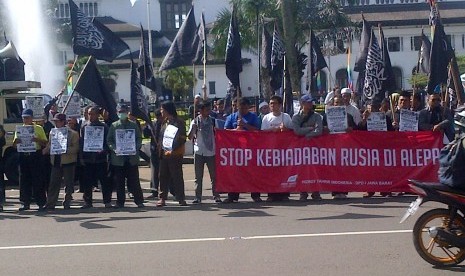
(59, 51), (68, 65)
(462, 34), (465, 49)
(446, 35), (454, 49)
(160, 0), (190, 31)
(56, 2), (70, 18)
(209, 81), (216, 95)
(387, 37), (402, 52)
(411, 36), (422, 51)
(79, 2), (98, 17)
(56, 1), (98, 18)
(392, 67), (403, 90)
(335, 69), (348, 89)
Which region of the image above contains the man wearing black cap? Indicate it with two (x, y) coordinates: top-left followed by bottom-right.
(13, 109), (48, 211)
(107, 104), (145, 208)
(43, 113), (80, 210)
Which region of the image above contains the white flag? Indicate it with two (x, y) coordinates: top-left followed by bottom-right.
(130, 0), (138, 7)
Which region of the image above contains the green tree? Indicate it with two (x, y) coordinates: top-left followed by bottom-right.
(408, 73), (428, 90)
(456, 55), (465, 75)
(211, 0), (353, 96)
(163, 67), (195, 99)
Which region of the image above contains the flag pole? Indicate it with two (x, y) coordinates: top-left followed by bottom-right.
(147, 0), (153, 68)
(63, 56), (93, 113)
(202, 28), (207, 100)
(146, 0), (153, 99)
(282, 55), (287, 111)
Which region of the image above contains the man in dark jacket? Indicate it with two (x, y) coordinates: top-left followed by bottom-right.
(419, 93), (455, 143)
(107, 104), (144, 208)
(80, 106), (111, 208)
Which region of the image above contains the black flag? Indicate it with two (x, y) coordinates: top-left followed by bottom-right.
(192, 12), (206, 64)
(363, 31), (386, 105)
(159, 5), (197, 71)
(417, 30), (431, 74)
(138, 25), (156, 91)
(379, 26), (396, 94)
(68, 0), (129, 62)
(354, 16), (371, 96)
(130, 62), (151, 124)
(307, 30), (327, 91)
(427, 23), (451, 94)
(354, 15), (371, 72)
(270, 24), (285, 91)
(260, 25), (272, 69)
(74, 57), (117, 122)
(225, 6), (242, 88)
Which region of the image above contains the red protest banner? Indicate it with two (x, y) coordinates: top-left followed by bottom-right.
(215, 130), (442, 193)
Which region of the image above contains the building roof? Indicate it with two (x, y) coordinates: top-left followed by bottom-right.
(343, 1), (465, 27)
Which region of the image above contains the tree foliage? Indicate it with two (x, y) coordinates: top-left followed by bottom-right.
(163, 67), (195, 99)
(211, 0), (353, 95)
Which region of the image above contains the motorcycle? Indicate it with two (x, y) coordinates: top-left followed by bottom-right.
(400, 179), (465, 266)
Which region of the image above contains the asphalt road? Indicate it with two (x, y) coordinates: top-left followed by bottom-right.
(0, 163), (464, 275)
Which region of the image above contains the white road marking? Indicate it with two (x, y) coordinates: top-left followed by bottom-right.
(0, 229), (412, 250)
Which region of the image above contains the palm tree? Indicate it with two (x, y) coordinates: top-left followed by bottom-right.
(211, 0), (353, 96)
(163, 67), (195, 100)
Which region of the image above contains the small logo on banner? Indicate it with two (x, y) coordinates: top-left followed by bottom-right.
(281, 174), (298, 188)
(287, 175), (298, 182)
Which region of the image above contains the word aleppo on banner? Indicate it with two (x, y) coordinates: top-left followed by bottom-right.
(215, 130), (442, 193)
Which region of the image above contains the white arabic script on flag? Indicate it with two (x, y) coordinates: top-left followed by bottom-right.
(75, 7), (104, 50)
(363, 36), (385, 100)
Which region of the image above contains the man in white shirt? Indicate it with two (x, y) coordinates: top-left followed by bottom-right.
(261, 95), (293, 132)
(188, 101), (220, 203)
(341, 87), (362, 125)
(261, 95), (293, 202)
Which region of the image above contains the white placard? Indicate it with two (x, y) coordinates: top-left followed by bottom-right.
(83, 126), (104, 152)
(115, 129), (136, 156)
(60, 95), (81, 118)
(162, 124), (179, 151)
(326, 106), (348, 133)
(16, 125), (36, 153)
(50, 127), (68, 155)
(25, 96), (45, 119)
(367, 112), (388, 131)
(399, 109), (419, 132)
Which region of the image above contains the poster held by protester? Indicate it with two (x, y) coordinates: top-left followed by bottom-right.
(367, 112), (387, 131)
(25, 96), (45, 119)
(115, 129), (136, 155)
(326, 106), (348, 133)
(15, 125), (36, 153)
(399, 109), (419, 131)
(83, 126), (104, 152)
(162, 125), (179, 151)
(60, 95), (81, 118)
(50, 127), (68, 155)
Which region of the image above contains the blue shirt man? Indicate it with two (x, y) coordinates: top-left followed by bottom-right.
(223, 97), (261, 203)
(224, 98), (260, 131)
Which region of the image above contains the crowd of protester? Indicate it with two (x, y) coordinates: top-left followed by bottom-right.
(0, 85), (455, 212)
